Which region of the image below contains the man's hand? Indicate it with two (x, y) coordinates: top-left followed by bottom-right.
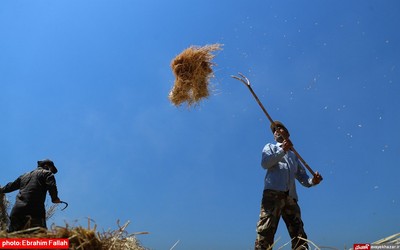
(312, 172), (323, 185)
(281, 139), (293, 152)
(52, 198), (61, 203)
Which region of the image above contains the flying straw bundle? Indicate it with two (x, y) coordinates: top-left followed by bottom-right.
(169, 44), (222, 107)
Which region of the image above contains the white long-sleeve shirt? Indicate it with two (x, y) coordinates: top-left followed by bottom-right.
(261, 142), (314, 200)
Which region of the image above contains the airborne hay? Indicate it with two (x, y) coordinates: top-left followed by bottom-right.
(169, 43), (222, 107)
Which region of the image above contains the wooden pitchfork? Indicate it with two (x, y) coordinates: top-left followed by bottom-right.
(231, 73), (321, 179)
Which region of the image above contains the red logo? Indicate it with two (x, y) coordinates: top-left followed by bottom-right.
(354, 244), (370, 250)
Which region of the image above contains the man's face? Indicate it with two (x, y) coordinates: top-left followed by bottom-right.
(273, 126), (289, 143)
(44, 163), (57, 174)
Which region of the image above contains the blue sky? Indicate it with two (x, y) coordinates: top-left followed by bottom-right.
(0, 1), (399, 249)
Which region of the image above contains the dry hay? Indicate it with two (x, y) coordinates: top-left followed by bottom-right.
(0, 196), (148, 249)
(372, 232), (400, 244)
(272, 233), (400, 250)
(169, 43), (222, 107)
(0, 220), (149, 250)
(0, 192), (9, 230)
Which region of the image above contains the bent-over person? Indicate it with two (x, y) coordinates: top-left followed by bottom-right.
(0, 159), (61, 232)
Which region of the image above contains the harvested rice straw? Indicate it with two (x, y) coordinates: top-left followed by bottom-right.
(169, 44), (222, 107)
(0, 193), (8, 230)
(0, 220), (148, 250)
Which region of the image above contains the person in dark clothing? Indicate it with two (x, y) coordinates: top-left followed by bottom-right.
(0, 159), (61, 232)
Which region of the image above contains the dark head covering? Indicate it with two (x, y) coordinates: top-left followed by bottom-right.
(270, 120), (290, 136)
(37, 159), (58, 174)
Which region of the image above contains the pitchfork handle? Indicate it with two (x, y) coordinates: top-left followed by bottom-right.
(232, 73), (320, 179)
(246, 85), (275, 124)
(291, 148), (317, 177)
(245, 83), (317, 175)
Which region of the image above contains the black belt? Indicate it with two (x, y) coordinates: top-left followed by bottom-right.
(265, 189), (289, 196)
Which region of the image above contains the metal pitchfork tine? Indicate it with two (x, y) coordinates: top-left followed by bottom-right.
(231, 73), (275, 124)
(231, 73), (321, 179)
(231, 72), (250, 86)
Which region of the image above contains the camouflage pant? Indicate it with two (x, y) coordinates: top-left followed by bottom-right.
(254, 189), (308, 250)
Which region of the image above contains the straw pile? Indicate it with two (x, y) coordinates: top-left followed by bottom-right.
(372, 232), (400, 245)
(0, 195), (148, 249)
(287, 233), (400, 250)
(0, 193), (8, 230)
(0, 220), (149, 250)
(169, 43), (222, 107)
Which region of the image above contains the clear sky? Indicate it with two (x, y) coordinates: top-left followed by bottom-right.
(0, 1), (399, 249)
